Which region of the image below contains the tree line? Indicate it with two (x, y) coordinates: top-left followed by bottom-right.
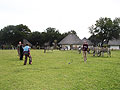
(0, 17), (120, 49)
(0, 24), (76, 48)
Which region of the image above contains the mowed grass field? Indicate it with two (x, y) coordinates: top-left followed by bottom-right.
(0, 50), (120, 90)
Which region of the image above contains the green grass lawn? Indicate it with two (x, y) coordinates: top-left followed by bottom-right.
(0, 50), (120, 90)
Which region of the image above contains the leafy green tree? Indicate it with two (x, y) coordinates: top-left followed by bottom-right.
(28, 27), (63, 47)
(1, 25), (16, 45)
(89, 17), (120, 46)
(0, 31), (3, 45)
(16, 24), (31, 38)
(0, 24), (31, 46)
(44, 27), (62, 46)
(28, 31), (42, 46)
(88, 34), (101, 46)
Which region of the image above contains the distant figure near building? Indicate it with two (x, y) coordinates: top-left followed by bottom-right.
(17, 41), (23, 60)
(78, 46), (81, 54)
(23, 44), (32, 65)
(82, 41), (88, 62)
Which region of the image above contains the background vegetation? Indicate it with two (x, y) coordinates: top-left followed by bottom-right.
(0, 17), (120, 48)
(0, 24), (76, 47)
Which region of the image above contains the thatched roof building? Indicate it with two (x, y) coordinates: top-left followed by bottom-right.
(58, 33), (82, 50)
(58, 33), (82, 45)
(108, 38), (120, 45)
(108, 38), (120, 49)
(23, 39), (32, 46)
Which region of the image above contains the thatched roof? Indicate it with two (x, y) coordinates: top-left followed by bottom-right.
(58, 33), (82, 45)
(82, 37), (93, 45)
(23, 39), (32, 46)
(108, 38), (120, 45)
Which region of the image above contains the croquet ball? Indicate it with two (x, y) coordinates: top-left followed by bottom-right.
(68, 63), (70, 64)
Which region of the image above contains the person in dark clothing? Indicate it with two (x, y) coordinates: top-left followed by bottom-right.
(82, 41), (88, 62)
(1, 45), (3, 50)
(17, 41), (23, 60)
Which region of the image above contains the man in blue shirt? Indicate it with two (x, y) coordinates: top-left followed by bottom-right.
(23, 44), (32, 65)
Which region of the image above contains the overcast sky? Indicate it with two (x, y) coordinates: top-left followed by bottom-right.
(0, 0), (120, 39)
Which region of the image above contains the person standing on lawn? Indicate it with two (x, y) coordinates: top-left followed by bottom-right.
(17, 41), (23, 60)
(23, 44), (32, 65)
(82, 41), (88, 62)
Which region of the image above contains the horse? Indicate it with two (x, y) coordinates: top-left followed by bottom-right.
(99, 47), (111, 57)
(92, 47), (111, 57)
(44, 46), (53, 53)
